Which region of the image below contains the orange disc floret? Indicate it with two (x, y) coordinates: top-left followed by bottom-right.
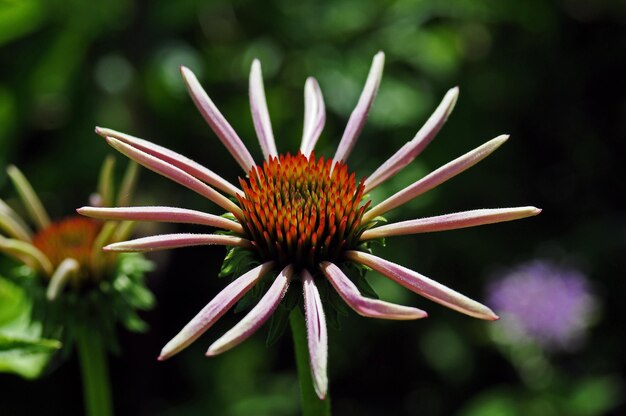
(33, 216), (101, 278)
(238, 152), (370, 269)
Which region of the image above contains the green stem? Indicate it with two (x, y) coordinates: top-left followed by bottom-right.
(76, 324), (113, 416)
(290, 308), (331, 416)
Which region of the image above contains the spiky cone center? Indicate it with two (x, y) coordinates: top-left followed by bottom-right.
(33, 216), (102, 283)
(238, 152), (370, 270)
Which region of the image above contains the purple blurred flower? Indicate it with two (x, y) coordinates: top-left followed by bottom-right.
(487, 261), (597, 351)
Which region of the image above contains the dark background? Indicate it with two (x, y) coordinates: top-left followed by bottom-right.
(1, 0), (625, 414)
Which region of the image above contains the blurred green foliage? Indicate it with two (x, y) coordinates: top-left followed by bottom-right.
(1, 0), (625, 415)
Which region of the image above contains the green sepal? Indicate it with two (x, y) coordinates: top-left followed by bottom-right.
(219, 246), (258, 279)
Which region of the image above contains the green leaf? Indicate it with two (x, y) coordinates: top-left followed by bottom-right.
(0, 334), (61, 353)
(0, 276), (60, 379)
(265, 285), (302, 346)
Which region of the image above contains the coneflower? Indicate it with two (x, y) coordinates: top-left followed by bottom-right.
(1, 159), (153, 416)
(79, 51), (540, 401)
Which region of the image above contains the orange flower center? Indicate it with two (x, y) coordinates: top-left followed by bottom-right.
(238, 152), (370, 269)
(33, 216), (101, 277)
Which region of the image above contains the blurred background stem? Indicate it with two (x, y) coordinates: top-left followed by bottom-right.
(290, 308), (331, 416)
(76, 324), (113, 416)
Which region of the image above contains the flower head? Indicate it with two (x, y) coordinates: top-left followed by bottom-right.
(487, 260), (597, 351)
(1, 159), (154, 352)
(80, 52), (540, 398)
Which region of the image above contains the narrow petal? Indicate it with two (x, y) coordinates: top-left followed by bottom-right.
(364, 87), (459, 192)
(46, 258), (79, 301)
(302, 269), (328, 399)
(180, 66), (256, 172)
(0, 203), (32, 242)
(104, 137), (243, 218)
(320, 261), (427, 320)
(361, 207), (542, 240)
(333, 51), (385, 164)
(95, 127), (241, 197)
(117, 161), (140, 207)
(103, 233), (252, 252)
(97, 156), (116, 206)
(249, 59), (278, 160)
(159, 262), (275, 360)
(91, 222), (117, 276)
(363, 135), (509, 223)
(300, 77), (326, 156)
(0, 199), (33, 241)
(346, 251), (498, 320)
(0, 235), (53, 275)
(206, 264), (293, 356)
(6, 165), (50, 230)
(78, 206), (244, 234)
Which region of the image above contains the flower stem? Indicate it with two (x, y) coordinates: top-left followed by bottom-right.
(289, 308), (331, 416)
(76, 324), (113, 416)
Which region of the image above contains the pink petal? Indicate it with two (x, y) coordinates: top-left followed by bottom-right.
(300, 77), (326, 157)
(104, 137), (243, 217)
(302, 269), (328, 399)
(363, 135), (508, 222)
(346, 251), (498, 320)
(206, 264), (293, 356)
(180, 66), (256, 172)
(249, 59), (278, 160)
(364, 87), (459, 192)
(333, 51), (385, 164)
(320, 261), (427, 320)
(78, 206), (244, 234)
(158, 262), (275, 360)
(95, 127), (241, 197)
(103, 233), (251, 252)
(361, 207), (542, 240)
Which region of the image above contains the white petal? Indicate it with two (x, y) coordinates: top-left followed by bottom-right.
(364, 87), (459, 192)
(363, 135), (508, 222)
(333, 51), (385, 164)
(249, 59), (278, 160)
(159, 262), (274, 360)
(78, 206), (244, 234)
(206, 265), (293, 355)
(95, 127), (241, 197)
(346, 251), (498, 320)
(104, 137), (243, 217)
(320, 261), (427, 320)
(180, 66), (256, 172)
(103, 233), (251, 252)
(302, 269), (328, 399)
(361, 207), (542, 240)
(300, 77), (326, 156)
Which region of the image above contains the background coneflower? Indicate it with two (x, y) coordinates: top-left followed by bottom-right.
(0, 159), (154, 416)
